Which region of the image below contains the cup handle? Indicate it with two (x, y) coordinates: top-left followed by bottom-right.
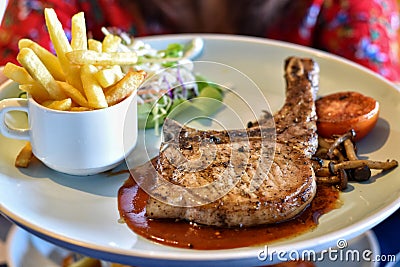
(0, 98), (30, 140)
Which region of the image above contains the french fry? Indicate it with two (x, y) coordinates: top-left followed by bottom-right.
(3, 63), (51, 102)
(44, 8), (84, 92)
(68, 65), (85, 93)
(70, 106), (93, 112)
(17, 47), (66, 100)
(3, 62), (35, 84)
(18, 39), (65, 81)
(66, 50), (138, 66)
(70, 11), (88, 93)
(88, 39), (103, 52)
(42, 98), (72, 111)
(19, 84), (50, 103)
(64, 257), (101, 267)
(15, 142), (34, 168)
(44, 8), (72, 75)
(105, 70), (145, 106)
(81, 64), (108, 108)
(57, 81), (88, 107)
(94, 65), (124, 88)
(102, 34), (121, 52)
(71, 12), (87, 50)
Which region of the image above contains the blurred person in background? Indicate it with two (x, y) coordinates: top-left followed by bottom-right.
(0, 0), (399, 82)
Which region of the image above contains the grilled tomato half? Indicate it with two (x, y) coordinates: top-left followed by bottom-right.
(316, 91), (379, 141)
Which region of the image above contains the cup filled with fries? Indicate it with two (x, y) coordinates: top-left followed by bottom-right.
(0, 8), (145, 175)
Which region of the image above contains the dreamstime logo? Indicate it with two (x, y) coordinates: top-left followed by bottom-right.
(124, 61), (276, 207)
(258, 239), (397, 263)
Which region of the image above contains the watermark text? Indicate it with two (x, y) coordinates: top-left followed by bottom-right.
(258, 239), (397, 263)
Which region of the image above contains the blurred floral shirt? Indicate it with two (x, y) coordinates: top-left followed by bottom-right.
(1, 0), (399, 81)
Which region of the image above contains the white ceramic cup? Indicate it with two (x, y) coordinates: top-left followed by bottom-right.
(0, 93), (138, 175)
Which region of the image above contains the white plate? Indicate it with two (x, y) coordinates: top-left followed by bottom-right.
(6, 225), (381, 267)
(6, 226), (70, 267)
(0, 34), (399, 266)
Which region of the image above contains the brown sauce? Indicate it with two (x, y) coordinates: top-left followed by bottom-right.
(117, 176), (340, 250)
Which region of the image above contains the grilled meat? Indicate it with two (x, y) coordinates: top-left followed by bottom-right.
(142, 57), (319, 227)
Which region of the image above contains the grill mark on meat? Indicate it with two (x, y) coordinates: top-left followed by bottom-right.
(144, 57), (319, 227)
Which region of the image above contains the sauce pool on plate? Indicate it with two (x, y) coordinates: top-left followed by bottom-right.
(117, 176), (340, 250)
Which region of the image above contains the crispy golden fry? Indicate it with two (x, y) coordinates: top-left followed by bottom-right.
(57, 81), (88, 107)
(70, 106), (93, 112)
(81, 64), (108, 108)
(70, 11), (88, 93)
(42, 98), (72, 111)
(88, 39), (102, 52)
(44, 8), (72, 75)
(3, 63), (51, 102)
(44, 8), (84, 92)
(17, 47), (66, 100)
(66, 50), (138, 66)
(19, 84), (50, 103)
(15, 142), (34, 168)
(71, 12), (87, 50)
(105, 70), (145, 106)
(102, 34), (121, 52)
(18, 38), (65, 81)
(94, 65), (124, 88)
(3, 62), (35, 84)
(63, 256), (102, 267)
(68, 65), (85, 93)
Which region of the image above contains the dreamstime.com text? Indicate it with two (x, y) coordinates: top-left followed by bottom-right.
(258, 239), (397, 263)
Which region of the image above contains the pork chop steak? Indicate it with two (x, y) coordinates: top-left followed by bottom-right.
(139, 57), (319, 227)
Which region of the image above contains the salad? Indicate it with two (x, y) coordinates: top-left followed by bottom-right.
(104, 28), (225, 134)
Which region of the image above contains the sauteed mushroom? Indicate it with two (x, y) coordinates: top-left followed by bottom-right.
(313, 129), (398, 190)
(316, 168), (348, 190)
(343, 138), (371, 181)
(330, 159), (398, 172)
(326, 129), (356, 159)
